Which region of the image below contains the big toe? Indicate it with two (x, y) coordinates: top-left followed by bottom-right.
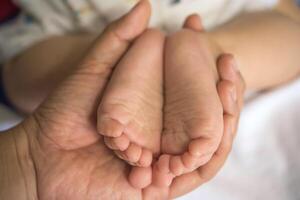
(98, 116), (124, 138)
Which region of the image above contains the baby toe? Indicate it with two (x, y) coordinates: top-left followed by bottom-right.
(104, 137), (119, 150)
(112, 134), (130, 151)
(125, 143), (143, 163)
(138, 149), (153, 167)
(170, 156), (185, 176)
(114, 150), (128, 161)
(181, 152), (198, 172)
(98, 116), (124, 138)
(157, 154), (171, 173)
(152, 163), (174, 187)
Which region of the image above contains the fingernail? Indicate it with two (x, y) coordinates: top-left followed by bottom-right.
(230, 119), (236, 137)
(230, 56), (239, 72)
(122, 0), (142, 18)
(228, 120), (233, 136)
(230, 87), (237, 102)
(130, 0), (143, 12)
(189, 13), (201, 19)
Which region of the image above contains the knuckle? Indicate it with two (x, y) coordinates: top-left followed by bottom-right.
(104, 20), (119, 33)
(198, 169), (215, 183)
(102, 22), (117, 38)
(78, 59), (113, 78)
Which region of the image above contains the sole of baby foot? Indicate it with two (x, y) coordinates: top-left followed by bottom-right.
(97, 29), (164, 167)
(160, 29), (223, 181)
(158, 123), (221, 180)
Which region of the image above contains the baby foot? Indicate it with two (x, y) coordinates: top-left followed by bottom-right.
(97, 29), (164, 187)
(153, 29), (224, 186)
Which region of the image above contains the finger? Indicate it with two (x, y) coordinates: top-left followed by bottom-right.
(217, 54), (246, 110)
(217, 80), (240, 135)
(143, 184), (170, 200)
(129, 166), (152, 189)
(80, 0), (151, 73)
(183, 14), (204, 32)
(217, 54), (245, 133)
(170, 114), (234, 198)
(196, 114), (234, 181)
(236, 72), (246, 110)
(217, 80), (238, 116)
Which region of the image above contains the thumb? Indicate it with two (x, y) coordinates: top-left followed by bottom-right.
(81, 0), (152, 73)
(39, 0), (151, 120)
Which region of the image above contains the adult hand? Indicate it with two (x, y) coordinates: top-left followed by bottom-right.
(0, 4), (245, 200)
(15, 1), (152, 199)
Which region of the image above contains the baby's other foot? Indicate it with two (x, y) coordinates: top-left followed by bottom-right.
(97, 29), (164, 188)
(154, 29), (224, 186)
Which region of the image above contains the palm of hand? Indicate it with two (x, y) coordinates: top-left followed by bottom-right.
(21, 0), (241, 196)
(28, 32), (222, 200)
(23, 37), (238, 200)
(37, 141), (138, 200)
(27, 73), (144, 200)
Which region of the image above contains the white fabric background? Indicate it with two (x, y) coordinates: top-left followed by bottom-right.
(0, 0), (278, 63)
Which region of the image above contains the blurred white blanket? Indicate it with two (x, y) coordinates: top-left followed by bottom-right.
(0, 0), (278, 63)
(1, 79), (300, 200)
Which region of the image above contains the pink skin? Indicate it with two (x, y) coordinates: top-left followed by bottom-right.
(164, 15), (209, 180)
(147, 53), (243, 193)
(151, 15), (242, 188)
(97, 12), (244, 190)
(6, 0), (245, 198)
(135, 55), (241, 190)
(169, 52), (245, 198)
(97, 28), (164, 188)
(151, 20), (222, 186)
(146, 16), (246, 198)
